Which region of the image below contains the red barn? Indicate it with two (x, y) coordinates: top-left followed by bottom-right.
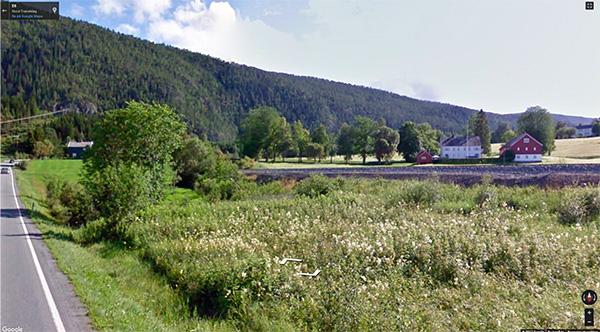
(500, 132), (543, 162)
(416, 150), (433, 164)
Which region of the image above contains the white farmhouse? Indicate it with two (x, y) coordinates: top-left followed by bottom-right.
(440, 136), (482, 159)
(575, 124), (594, 137)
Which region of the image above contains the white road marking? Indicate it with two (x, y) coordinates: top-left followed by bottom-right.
(8, 170), (66, 332)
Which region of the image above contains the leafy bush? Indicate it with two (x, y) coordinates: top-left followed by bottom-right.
(500, 149), (515, 162)
(16, 160), (28, 170)
(475, 185), (498, 207)
(194, 156), (243, 202)
(400, 181), (441, 205)
(174, 136), (221, 188)
(75, 218), (112, 245)
(236, 156), (256, 170)
(294, 174), (341, 197)
(82, 163), (154, 234)
(46, 178), (98, 227)
(557, 189), (600, 225)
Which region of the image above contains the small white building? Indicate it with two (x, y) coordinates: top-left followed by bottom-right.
(440, 136), (482, 159)
(575, 124), (594, 137)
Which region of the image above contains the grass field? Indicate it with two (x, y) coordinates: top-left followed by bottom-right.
(16, 159), (600, 331)
(16, 160), (236, 331)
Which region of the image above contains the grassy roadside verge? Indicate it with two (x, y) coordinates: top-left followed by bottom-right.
(15, 160), (235, 331)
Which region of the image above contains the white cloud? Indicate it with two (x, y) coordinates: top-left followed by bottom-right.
(93, 0), (124, 16)
(116, 23), (140, 35)
(94, 0), (172, 23)
(147, 0), (303, 75)
(69, 3), (84, 18)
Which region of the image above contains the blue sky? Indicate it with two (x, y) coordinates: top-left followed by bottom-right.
(58, 0), (599, 117)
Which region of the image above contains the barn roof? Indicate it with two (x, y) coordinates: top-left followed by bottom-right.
(503, 132), (543, 148)
(440, 136), (481, 147)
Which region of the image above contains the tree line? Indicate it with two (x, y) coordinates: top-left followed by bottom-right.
(238, 105), (568, 162)
(239, 106), (441, 164)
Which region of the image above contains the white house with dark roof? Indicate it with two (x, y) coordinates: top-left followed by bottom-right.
(440, 136), (482, 159)
(575, 124), (594, 137)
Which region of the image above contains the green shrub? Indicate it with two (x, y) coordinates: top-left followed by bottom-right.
(82, 163), (154, 235)
(16, 160), (28, 170)
(557, 189), (600, 224)
(196, 177), (239, 202)
(46, 179), (98, 227)
(75, 218), (111, 244)
(236, 156), (256, 170)
(193, 153), (245, 202)
(15, 152), (29, 160)
(46, 177), (65, 206)
(400, 181), (441, 205)
(475, 185), (498, 207)
(500, 150), (515, 162)
(294, 174), (341, 197)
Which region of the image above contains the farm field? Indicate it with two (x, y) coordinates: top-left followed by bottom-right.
(15, 159), (600, 330)
(247, 163), (600, 187)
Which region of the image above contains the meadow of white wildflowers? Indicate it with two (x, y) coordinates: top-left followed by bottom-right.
(129, 179), (600, 331)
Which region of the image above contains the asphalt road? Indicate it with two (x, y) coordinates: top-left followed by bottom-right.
(1, 168), (92, 332)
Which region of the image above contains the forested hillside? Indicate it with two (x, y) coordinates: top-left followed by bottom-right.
(1, 18), (592, 141)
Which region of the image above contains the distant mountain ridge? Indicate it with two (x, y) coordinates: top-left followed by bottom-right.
(1, 18), (594, 141)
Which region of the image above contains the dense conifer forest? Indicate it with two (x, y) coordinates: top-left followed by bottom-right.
(1, 18), (593, 143)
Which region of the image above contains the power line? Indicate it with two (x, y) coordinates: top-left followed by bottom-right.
(0, 109), (71, 124)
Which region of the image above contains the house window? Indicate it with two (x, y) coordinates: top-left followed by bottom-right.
(517, 147), (520, 151)
(524, 138), (530, 143)
(533, 147), (536, 151)
(525, 147), (528, 151)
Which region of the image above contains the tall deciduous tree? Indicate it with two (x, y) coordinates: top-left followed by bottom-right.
(469, 110), (491, 155)
(352, 116), (377, 164)
(305, 143), (324, 162)
(240, 107), (281, 160)
(372, 125), (399, 163)
(336, 123), (354, 163)
(174, 136), (220, 189)
(398, 121), (421, 162)
(517, 106), (556, 154)
(311, 124), (331, 157)
(415, 122), (441, 155)
(291, 120), (311, 162)
(492, 122), (511, 143)
(32, 139), (54, 159)
(83, 101), (185, 225)
(501, 129), (517, 143)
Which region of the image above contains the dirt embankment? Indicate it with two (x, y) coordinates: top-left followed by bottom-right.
(245, 164), (600, 188)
